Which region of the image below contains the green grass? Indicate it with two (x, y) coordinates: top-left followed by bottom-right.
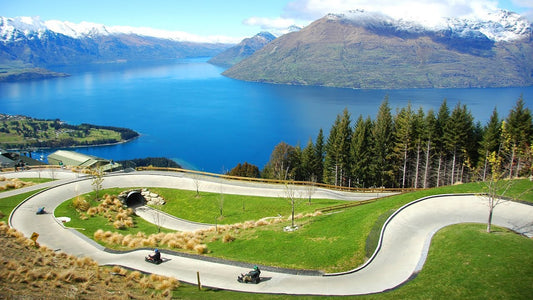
(15, 178), (53, 185)
(367, 224), (533, 299)
(55, 189), (176, 247)
(0, 189), (45, 222)
(150, 187), (343, 224)
(170, 224), (533, 299)
(54, 180), (533, 273)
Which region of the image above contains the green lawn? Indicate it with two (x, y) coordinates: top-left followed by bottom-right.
(149, 187), (343, 224)
(0, 189), (45, 222)
(170, 224), (533, 300)
(53, 179), (533, 273)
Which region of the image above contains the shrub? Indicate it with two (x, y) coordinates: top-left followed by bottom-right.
(113, 220), (125, 230)
(87, 207), (98, 216)
(73, 196), (90, 212)
(93, 229), (105, 240)
(222, 233), (235, 243)
(194, 244), (207, 254)
(123, 218), (134, 228)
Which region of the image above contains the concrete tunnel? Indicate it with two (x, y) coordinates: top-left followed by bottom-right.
(125, 191), (146, 207)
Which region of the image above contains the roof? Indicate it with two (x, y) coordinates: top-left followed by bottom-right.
(0, 154), (14, 167)
(47, 150), (104, 167)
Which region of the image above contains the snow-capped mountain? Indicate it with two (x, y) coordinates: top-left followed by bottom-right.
(0, 16), (235, 71)
(224, 9), (533, 89)
(334, 9), (531, 42)
(0, 16), (240, 44)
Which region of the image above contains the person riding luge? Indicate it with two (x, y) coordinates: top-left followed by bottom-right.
(238, 266), (261, 283)
(145, 248), (162, 264)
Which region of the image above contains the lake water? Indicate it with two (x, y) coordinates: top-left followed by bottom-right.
(1, 58), (532, 172)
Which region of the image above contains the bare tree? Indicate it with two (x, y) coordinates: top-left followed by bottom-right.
(284, 181), (301, 229)
(91, 167), (104, 201)
(191, 173), (201, 198)
(484, 171), (512, 233)
(152, 203), (164, 233)
(218, 184), (224, 218)
(305, 175), (317, 205)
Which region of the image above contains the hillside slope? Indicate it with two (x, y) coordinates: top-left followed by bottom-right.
(208, 32), (276, 67)
(223, 12), (533, 89)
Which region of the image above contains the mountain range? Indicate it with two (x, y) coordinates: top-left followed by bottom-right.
(0, 16), (233, 80)
(2, 11), (533, 88)
(223, 9), (533, 89)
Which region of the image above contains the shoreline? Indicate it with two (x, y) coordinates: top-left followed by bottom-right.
(5, 135), (140, 152)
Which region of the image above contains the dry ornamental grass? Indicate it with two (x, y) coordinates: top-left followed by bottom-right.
(0, 222), (180, 299)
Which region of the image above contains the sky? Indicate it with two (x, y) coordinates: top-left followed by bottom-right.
(2, 0), (533, 41)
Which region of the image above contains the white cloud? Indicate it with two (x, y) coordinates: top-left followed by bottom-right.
(280, 0), (506, 23)
(243, 0), (532, 36)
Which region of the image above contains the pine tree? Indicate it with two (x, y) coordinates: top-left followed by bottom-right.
(504, 96), (533, 178)
(444, 103), (474, 184)
(393, 103), (414, 188)
(435, 99), (450, 186)
(313, 129), (325, 183)
(422, 109), (437, 188)
(324, 108), (352, 186)
(411, 107), (426, 188)
(290, 144), (303, 180)
(324, 115), (341, 185)
(350, 115), (374, 187)
(301, 138), (315, 181)
(478, 109), (501, 181)
(372, 97), (394, 187)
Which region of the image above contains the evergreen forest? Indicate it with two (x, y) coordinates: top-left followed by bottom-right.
(246, 96), (532, 188)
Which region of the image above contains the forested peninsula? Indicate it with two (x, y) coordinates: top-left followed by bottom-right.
(248, 96), (532, 189)
(0, 114), (139, 149)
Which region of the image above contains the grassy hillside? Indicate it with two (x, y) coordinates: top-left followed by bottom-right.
(0, 114), (139, 149)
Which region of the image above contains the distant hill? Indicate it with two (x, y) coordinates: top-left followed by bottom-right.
(0, 67), (69, 82)
(208, 32), (276, 67)
(0, 114), (139, 149)
(223, 10), (533, 89)
(0, 16), (233, 78)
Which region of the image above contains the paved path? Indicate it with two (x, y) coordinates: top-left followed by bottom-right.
(6, 170), (533, 296)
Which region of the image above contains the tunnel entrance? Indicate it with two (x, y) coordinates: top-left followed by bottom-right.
(125, 191), (146, 208)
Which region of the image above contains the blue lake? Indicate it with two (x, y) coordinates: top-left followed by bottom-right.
(1, 58), (532, 172)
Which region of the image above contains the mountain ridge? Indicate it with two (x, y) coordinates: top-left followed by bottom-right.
(0, 16), (234, 76)
(222, 10), (533, 89)
(0, 16), (240, 44)
(208, 32), (277, 67)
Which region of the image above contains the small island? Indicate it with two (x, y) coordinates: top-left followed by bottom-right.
(0, 114), (139, 149)
(0, 67), (70, 82)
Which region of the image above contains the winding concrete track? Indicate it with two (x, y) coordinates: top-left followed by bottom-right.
(5, 170), (533, 296)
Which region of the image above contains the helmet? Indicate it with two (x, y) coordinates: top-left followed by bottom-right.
(254, 266), (258, 270)
(155, 249), (159, 253)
